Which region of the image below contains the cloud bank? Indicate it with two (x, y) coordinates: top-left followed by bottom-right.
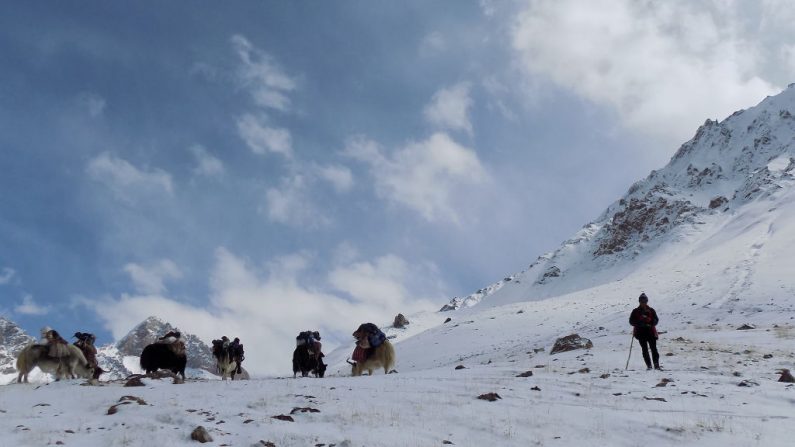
(512, 0), (779, 143)
(88, 248), (443, 375)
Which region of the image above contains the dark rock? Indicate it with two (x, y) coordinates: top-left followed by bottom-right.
(550, 334), (593, 355)
(124, 375), (145, 387)
(655, 378), (673, 387)
(578, 368), (590, 374)
(290, 407), (320, 414)
(643, 397), (667, 402)
(443, 318), (452, 324)
(779, 369), (795, 383)
(709, 196), (728, 209)
(259, 442), (276, 447)
(737, 324), (756, 330)
(763, 354), (773, 359)
(443, 441), (454, 445)
(600, 374), (610, 379)
(393, 314), (410, 328)
(477, 393), (501, 402)
(190, 426), (213, 443)
(271, 415), (294, 422)
(516, 371), (533, 377)
(738, 380), (759, 387)
(531, 386), (541, 391)
(455, 365), (466, 370)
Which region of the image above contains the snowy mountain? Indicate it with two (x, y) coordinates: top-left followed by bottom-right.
(3, 88), (795, 446)
(0, 315), (218, 382)
(443, 83), (795, 311)
(0, 317), (34, 375)
(97, 316), (217, 379)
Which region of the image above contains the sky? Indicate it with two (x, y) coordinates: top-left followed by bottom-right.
(1, 0), (794, 374)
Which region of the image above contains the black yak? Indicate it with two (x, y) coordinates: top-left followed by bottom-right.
(140, 342), (187, 380)
(292, 344), (326, 378)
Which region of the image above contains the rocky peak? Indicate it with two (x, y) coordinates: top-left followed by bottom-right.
(0, 317), (36, 374)
(112, 316), (215, 372)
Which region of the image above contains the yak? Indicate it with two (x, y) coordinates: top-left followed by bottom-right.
(348, 339), (395, 376)
(292, 343), (326, 378)
(140, 342), (187, 380)
(16, 343), (95, 383)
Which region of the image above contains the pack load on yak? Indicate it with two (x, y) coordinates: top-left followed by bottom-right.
(73, 331), (104, 379)
(157, 330), (185, 355)
(351, 323), (386, 362)
(40, 326), (70, 358)
(229, 337), (245, 374)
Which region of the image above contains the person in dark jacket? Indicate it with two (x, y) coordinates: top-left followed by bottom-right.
(629, 292), (661, 370)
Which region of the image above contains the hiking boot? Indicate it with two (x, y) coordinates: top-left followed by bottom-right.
(654, 365), (662, 371)
(646, 366), (653, 371)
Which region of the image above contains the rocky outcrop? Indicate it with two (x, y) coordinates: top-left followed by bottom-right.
(550, 334), (593, 355)
(0, 317), (35, 374)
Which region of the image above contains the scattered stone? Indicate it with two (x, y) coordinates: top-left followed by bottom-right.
(33, 403), (51, 407)
(455, 365), (467, 370)
(534, 348), (545, 353)
(665, 352), (675, 357)
(443, 441), (455, 445)
(578, 367), (590, 374)
(612, 393), (622, 396)
(530, 386), (541, 391)
(550, 334), (593, 355)
(119, 396), (147, 405)
(516, 371), (533, 378)
(737, 324), (756, 330)
(259, 441), (277, 447)
(477, 393), (502, 402)
(64, 430), (75, 434)
(778, 369), (795, 383)
(243, 419), (254, 424)
(600, 374), (610, 379)
(655, 378), (673, 388)
(732, 372), (742, 377)
(290, 407), (320, 414)
(393, 313), (409, 328)
(738, 380), (760, 387)
(516, 310), (524, 314)
(124, 376), (145, 387)
(190, 426), (213, 443)
(444, 318), (452, 324)
(644, 397), (667, 402)
(271, 415), (294, 422)
(55, 442), (64, 446)
(763, 354), (773, 359)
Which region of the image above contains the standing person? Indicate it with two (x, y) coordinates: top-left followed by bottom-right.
(629, 292), (661, 370)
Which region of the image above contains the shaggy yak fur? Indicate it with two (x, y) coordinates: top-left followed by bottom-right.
(212, 343), (240, 380)
(349, 339), (395, 376)
(140, 342), (187, 379)
(16, 343), (95, 383)
(292, 344), (326, 378)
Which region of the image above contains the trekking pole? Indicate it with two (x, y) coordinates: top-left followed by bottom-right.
(625, 333), (634, 370)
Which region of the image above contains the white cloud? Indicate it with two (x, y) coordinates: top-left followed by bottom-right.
(512, 0), (780, 143)
(88, 248), (442, 375)
(87, 152), (173, 199)
(231, 34), (297, 112)
(315, 164), (354, 193)
(423, 83), (474, 135)
(263, 174), (330, 227)
(236, 114), (292, 157)
(345, 133), (488, 222)
(0, 267), (16, 285)
(189, 145), (225, 177)
(123, 259), (183, 295)
(14, 295), (51, 316)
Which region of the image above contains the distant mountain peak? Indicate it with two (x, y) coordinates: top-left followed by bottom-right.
(444, 85), (795, 311)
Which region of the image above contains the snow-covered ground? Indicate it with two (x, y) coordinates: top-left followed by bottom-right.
(2, 283), (793, 446)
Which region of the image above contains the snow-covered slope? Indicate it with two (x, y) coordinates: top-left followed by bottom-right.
(443, 83), (795, 311)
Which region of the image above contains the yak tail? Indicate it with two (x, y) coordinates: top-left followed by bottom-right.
(382, 340), (396, 372)
(15, 343), (35, 375)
